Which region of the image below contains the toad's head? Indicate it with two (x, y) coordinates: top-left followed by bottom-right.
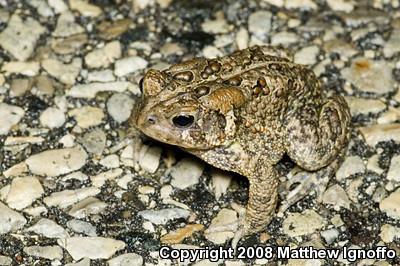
(131, 58), (246, 150)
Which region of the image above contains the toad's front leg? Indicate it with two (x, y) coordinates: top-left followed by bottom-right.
(232, 165), (279, 248)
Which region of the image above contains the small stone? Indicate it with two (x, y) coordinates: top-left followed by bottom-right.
(29, 0), (54, 17)
(138, 145), (162, 173)
(10, 78), (32, 97)
(59, 134), (76, 147)
(160, 185), (173, 199)
(87, 69), (115, 82)
(65, 258), (91, 266)
(42, 58), (81, 85)
(201, 17), (231, 34)
(3, 162), (28, 178)
(53, 11), (84, 37)
(367, 154), (384, 174)
(69, 106), (104, 128)
(48, 0), (68, 13)
(170, 158), (204, 189)
(322, 184), (351, 209)
(97, 19), (132, 40)
(67, 219), (97, 236)
(23, 206), (47, 217)
(6, 176), (44, 210)
(327, 0), (354, 12)
(341, 58), (395, 95)
(285, 0), (317, 10)
(26, 146), (87, 177)
(138, 208), (191, 225)
(0, 103), (25, 135)
(99, 154), (120, 168)
(262, 0), (284, 7)
(0, 201), (27, 234)
(202, 46), (223, 58)
(52, 33), (88, 55)
(0, 9), (8, 24)
(323, 39), (357, 59)
(380, 188), (400, 219)
(377, 107), (400, 124)
(294, 46), (320, 65)
(40, 107), (66, 128)
(360, 123), (400, 146)
(26, 218), (69, 238)
(205, 208), (237, 244)
(60, 237), (126, 260)
(160, 42), (184, 57)
(138, 185), (155, 194)
(271, 32), (299, 46)
(210, 169), (232, 199)
(387, 155), (400, 182)
(161, 224), (204, 244)
(68, 197), (108, 218)
(157, 0), (172, 8)
(132, 0), (153, 11)
(67, 82), (138, 98)
(0, 14), (45, 61)
(90, 168), (123, 187)
(117, 174), (133, 189)
(0, 256), (12, 266)
(236, 27), (249, 50)
(43, 187), (100, 208)
(114, 56), (148, 77)
(62, 171), (88, 182)
(336, 156), (365, 181)
(108, 253), (144, 266)
(85, 41), (121, 69)
(283, 210), (327, 237)
(2, 61), (40, 76)
(35, 75), (55, 95)
(248, 11), (272, 38)
(373, 187), (388, 203)
(5, 136), (44, 146)
(107, 93), (135, 123)
(70, 0), (102, 17)
(383, 29), (400, 58)
(380, 224), (400, 243)
(320, 228), (340, 244)
(24, 245), (63, 260)
(344, 97), (386, 116)
(79, 129), (106, 155)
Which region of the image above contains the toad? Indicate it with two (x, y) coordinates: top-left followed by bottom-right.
(131, 46), (351, 246)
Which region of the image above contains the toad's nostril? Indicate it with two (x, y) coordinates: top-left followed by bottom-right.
(147, 115), (156, 124)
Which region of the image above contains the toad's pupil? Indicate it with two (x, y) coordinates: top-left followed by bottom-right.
(172, 115), (194, 128)
(139, 78), (144, 92)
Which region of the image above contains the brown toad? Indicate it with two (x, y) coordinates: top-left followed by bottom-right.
(131, 46), (351, 245)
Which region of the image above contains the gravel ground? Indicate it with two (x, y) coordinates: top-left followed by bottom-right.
(0, 0), (400, 265)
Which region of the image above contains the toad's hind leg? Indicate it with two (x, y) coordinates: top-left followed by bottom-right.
(285, 95), (350, 171)
(281, 95), (351, 211)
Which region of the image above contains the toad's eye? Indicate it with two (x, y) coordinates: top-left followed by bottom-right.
(172, 115), (194, 128)
(173, 71), (194, 82)
(139, 78), (144, 92)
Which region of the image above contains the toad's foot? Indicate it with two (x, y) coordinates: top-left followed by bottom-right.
(230, 203), (246, 250)
(278, 152), (344, 215)
(278, 158), (341, 214)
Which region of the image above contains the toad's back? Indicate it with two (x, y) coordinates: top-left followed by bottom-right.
(209, 46), (323, 135)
